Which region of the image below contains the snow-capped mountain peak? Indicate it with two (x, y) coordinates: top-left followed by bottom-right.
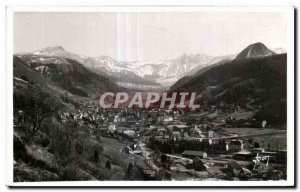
(32, 46), (66, 55)
(40, 46), (65, 52)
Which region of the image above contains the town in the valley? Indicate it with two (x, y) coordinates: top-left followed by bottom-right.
(51, 94), (287, 181)
(13, 42), (288, 181)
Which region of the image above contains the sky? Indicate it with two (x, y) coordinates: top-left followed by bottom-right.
(14, 12), (287, 61)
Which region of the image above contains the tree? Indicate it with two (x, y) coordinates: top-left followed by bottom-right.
(105, 160), (111, 169)
(125, 162), (133, 179)
(248, 138), (253, 144)
(254, 142), (260, 149)
(21, 84), (62, 136)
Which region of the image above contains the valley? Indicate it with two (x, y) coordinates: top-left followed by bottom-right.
(13, 42), (288, 181)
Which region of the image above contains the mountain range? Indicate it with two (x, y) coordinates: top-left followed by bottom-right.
(14, 46), (245, 89)
(14, 42), (286, 93)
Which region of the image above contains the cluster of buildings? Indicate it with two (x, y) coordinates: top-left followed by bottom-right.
(54, 101), (286, 181)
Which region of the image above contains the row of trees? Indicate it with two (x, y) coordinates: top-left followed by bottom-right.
(148, 138), (228, 154)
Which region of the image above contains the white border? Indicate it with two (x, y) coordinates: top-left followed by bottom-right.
(6, 6), (295, 187)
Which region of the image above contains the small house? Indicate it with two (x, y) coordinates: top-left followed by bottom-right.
(172, 131), (181, 141)
(208, 130), (216, 138)
(193, 156), (207, 171)
(229, 140), (244, 152)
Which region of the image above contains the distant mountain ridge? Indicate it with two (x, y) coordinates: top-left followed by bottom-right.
(130, 53), (235, 88)
(16, 47), (162, 90)
(272, 47), (287, 54)
(15, 42), (285, 91)
(16, 46), (237, 89)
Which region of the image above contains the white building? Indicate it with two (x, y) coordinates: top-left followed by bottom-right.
(108, 123), (116, 132)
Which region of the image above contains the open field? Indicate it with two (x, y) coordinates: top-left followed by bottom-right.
(222, 110), (258, 120)
(221, 128), (287, 150)
(222, 128), (285, 135)
(250, 133), (287, 150)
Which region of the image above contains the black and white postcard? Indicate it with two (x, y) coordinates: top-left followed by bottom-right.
(6, 6), (295, 187)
